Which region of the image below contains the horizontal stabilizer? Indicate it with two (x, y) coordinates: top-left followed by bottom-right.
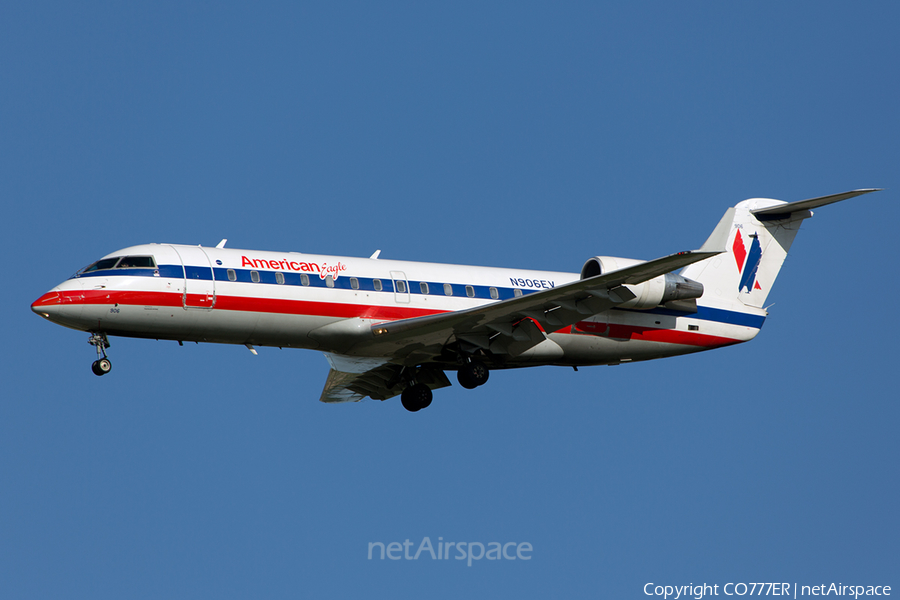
(751, 188), (881, 219)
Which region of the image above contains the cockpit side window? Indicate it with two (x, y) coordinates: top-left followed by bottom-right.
(82, 257), (121, 273)
(116, 256), (156, 269)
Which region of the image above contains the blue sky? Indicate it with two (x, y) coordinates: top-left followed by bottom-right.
(2, 2), (898, 598)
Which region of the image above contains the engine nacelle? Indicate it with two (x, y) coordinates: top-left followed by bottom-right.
(580, 256), (704, 310)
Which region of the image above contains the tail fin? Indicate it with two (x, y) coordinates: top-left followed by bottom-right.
(683, 189), (880, 309)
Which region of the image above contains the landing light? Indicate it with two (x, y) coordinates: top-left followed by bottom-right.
(374, 327), (389, 335)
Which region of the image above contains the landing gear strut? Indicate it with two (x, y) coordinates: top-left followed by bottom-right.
(401, 383), (433, 412)
(457, 358), (489, 389)
(88, 333), (112, 376)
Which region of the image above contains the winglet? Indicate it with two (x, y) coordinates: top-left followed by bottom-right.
(698, 207), (735, 253)
(216, 239), (228, 248)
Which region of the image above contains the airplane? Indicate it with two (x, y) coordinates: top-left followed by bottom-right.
(32, 189), (880, 411)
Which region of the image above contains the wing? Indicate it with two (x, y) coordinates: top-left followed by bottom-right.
(318, 355), (452, 403)
(347, 208), (733, 363)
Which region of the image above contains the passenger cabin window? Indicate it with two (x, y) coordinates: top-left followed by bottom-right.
(82, 257), (121, 273)
(350, 277), (359, 290)
(420, 282), (429, 294)
(466, 285), (475, 298)
(325, 275), (334, 288)
(374, 279), (383, 292)
(443, 283), (453, 296)
(396, 280), (407, 293)
(116, 256), (156, 269)
(490, 287), (499, 299)
(227, 269), (237, 281)
(514, 288), (523, 297)
(276, 272), (285, 284)
(251, 271), (260, 283)
(300, 274), (310, 286)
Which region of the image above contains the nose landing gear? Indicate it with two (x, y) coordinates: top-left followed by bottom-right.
(88, 333), (112, 376)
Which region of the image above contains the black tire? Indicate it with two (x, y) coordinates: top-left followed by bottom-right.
(457, 368), (478, 389)
(91, 358), (112, 376)
(415, 384), (433, 410)
(401, 383), (433, 412)
(457, 360), (489, 389)
(400, 387), (420, 412)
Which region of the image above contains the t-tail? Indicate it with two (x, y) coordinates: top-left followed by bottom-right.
(683, 189), (881, 310)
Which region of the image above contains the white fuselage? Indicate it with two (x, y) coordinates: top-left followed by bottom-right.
(33, 243), (764, 369)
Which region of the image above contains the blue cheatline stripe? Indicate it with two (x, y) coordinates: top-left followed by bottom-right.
(74, 263), (538, 300)
(696, 306), (765, 328)
(147, 264), (537, 301)
(72, 264), (765, 329)
(617, 305), (765, 328)
(159, 265), (184, 278)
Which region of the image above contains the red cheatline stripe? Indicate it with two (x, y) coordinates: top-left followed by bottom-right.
(46, 290), (742, 348)
(51, 289), (448, 320)
(47, 289), (184, 307)
(574, 321), (739, 348)
(32, 292), (60, 307)
(213, 294), (446, 320)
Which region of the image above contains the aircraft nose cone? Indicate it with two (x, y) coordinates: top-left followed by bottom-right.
(32, 291), (61, 318)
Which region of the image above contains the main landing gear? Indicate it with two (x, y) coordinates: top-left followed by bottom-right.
(88, 333), (112, 376)
(400, 383), (433, 412)
(457, 358), (489, 390)
(397, 358), (490, 412)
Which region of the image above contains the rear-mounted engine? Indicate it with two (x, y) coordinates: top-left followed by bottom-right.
(580, 256), (704, 311)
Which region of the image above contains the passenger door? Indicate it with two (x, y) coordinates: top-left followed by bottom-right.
(170, 246), (216, 309)
(390, 271), (410, 304)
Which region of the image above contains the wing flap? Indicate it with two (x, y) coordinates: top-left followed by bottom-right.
(318, 360), (452, 403)
(319, 368), (370, 403)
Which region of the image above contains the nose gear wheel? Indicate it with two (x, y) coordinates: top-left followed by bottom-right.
(88, 333), (112, 376)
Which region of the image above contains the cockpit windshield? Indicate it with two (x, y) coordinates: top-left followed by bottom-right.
(116, 256), (156, 269)
(79, 255), (157, 274)
(81, 257), (121, 273)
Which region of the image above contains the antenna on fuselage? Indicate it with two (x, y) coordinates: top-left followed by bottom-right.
(369, 250), (381, 259)
(216, 239), (227, 248)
